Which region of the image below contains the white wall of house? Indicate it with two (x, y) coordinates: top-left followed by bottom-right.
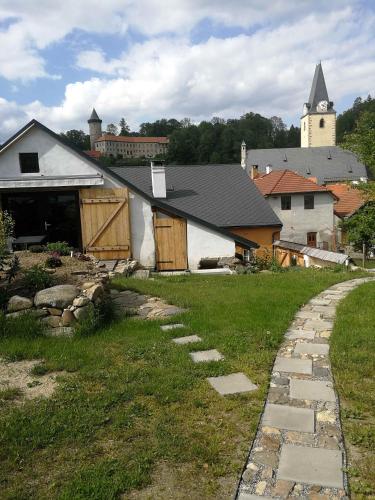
(128, 192), (155, 267)
(187, 220), (235, 270)
(267, 192), (335, 248)
(0, 126), (116, 188)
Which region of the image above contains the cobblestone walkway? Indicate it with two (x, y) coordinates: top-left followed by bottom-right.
(237, 277), (374, 500)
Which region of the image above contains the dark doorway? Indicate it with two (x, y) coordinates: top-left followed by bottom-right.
(2, 191), (81, 248)
(307, 232), (317, 248)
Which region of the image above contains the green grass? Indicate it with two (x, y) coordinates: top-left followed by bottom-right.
(331, 281), (375, 499)
(0, 270), (366, 499)
(353, 258), (375, 269)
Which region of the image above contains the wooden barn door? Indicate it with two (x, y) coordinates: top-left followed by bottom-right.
(153, 210), (187, 271)
(80, 188), (131, 260)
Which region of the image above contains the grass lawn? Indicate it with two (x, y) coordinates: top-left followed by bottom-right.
(0, 270), (366, 499)
(331, 280), (375, 499)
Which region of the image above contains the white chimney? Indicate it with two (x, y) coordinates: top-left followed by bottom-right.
(266, 164), (272, 174)
(241, 140), (246, 169)
(151, 161), (166, 198)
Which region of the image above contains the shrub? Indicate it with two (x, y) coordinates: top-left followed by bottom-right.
(0, 210), (15, 276)
(45, 252), (62, 268)
(0, 287), (9, 311)
(46, 241), (72, 256)
(75, 296), (116, 337)
(23, 265), (55, 292)
(6, 255), (20, 283)
(0, 312), (45, 339)
(29, 245), (46, 253)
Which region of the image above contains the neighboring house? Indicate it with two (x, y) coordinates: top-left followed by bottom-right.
(254, 169), (336, 249)
(88, 109), (169, 159)
(0, 119), (281, 271)
(241, 63), (368, 184)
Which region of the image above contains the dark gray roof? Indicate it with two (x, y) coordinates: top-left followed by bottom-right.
(88, 108), (101, 122)
(307, 63), (331, 111)
(110, 164), (281, 228)
(246, 146), (368, 184)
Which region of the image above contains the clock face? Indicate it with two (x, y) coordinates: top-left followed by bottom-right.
(318, 100), (328, 112)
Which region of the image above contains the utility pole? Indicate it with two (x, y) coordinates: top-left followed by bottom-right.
(363, 242), (366, 268)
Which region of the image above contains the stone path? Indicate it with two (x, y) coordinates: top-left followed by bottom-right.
(236, 277), (374, 500)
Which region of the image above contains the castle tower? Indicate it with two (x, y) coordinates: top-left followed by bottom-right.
(301, 63), (336, 148)
(88, 108), (102, 149)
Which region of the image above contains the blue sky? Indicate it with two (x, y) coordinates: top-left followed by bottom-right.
(0, 0), (374, 141)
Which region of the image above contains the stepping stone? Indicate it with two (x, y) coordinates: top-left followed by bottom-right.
(172, 334), (202, 345)
(274, 357), (312, 375)
(304, 320), (333, 332)
(190, 349), (224, 363)
(207, 372), (257, 395)
(310, 298), (331, 306)
(278, 444), (344, 488)
(262, 403), (314, 433)
(286, 330), (315, 340)
(294, 343), (329, 355)
(295, 311), (321, 319)
(237, 494), (273, 500)
(290, 379), (336, 402)
(160, 323), (185, 331)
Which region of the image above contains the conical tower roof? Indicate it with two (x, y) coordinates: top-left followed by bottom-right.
(88, 108), (101, 122)
(307, 63), (330, 109)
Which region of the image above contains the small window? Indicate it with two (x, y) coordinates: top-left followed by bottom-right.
(281, 195), (291, 210)
(304, 194), (314, 209)
(319, 118), (325, 128)
(19, 153), (39, 173)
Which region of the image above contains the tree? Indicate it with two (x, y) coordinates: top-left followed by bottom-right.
(60, 130), (90, 150)
(106, 123), (118, 135)
(119, 118), (130, 136)
(340, 203), (375, 255)
(337, 95), (375, 142)
(342, 110), (375, 176)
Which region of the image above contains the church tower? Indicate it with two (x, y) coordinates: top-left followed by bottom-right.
(88, 108), (102, 150)
(301, 63), (336, 148)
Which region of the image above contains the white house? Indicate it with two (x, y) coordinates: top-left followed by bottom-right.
(254, 169), (337, 249)
(0, 120), (282, 270)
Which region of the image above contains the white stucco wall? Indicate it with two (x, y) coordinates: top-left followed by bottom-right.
(128, 192), (155, 267)
(268, 192), (335, 248)
(187, 220), (235, 270)
(0, 126), (117, 188)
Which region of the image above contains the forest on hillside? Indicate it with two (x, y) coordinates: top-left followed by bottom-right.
(61, 95), (374, 165)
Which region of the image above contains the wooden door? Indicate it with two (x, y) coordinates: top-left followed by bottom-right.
(307, 232), (317, 248)
(80, 188), (131, 260)
(153, 210), (187, 271)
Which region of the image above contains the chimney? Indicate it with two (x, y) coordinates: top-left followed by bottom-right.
(266, 164), (272, 174)
(151, 160), (166, 198)
(250, 165), (259, 180)
(241, 140), (246, 169)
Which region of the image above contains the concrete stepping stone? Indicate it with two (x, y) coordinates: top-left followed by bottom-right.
(290, 379), (336, 402)
(190, 349), (224, 363)
(262, 403), (315, 433)
(160, 323), (185, 331)
(238, 495), (273, 500)
(172, 334), (202, 345)
(207, 372), (257, 395)
(277, 444), (344, 488)
(294, 342), (329, 355)
(286, 330), (315, 340)
(274, 357), (312, 375)
(304, 319), (333, 331)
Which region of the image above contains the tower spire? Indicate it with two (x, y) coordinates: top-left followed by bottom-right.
(88, 108), (102, 149)
(307, 62), (330, 111)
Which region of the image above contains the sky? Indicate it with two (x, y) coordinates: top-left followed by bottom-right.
(0, 0), (374, 142)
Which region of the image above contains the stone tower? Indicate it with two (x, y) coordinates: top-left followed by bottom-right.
(88, 108), (102, 149)
(301, 63), (336, 148)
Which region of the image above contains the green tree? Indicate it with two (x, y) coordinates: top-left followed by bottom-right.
(119, 118), (130, 136)
(342, 111), (375, 176)
(341, 203), (375, 255)
(337, 95), (375, 142)
(106, 123), (118, 135)
(60, 130), (90, 150)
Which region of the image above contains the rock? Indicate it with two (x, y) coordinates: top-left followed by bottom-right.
(255, 480), (267, 495)
(252, 450), (279, 468)
(132, 269), (150, 279)
(273, 479), (295, 498)
(47, 308), (63, 316)
(45, 326), (74, 337)
(258, 434), (280, 451)
(83, 284), (104, 301)
(261, 426), (280, 435)
(242, 468), (256, 483)
(73, 296), (91, 307)
(6, 308), (47, 319)
(44, 268), (56, 274)
(7, 295), (33, 312)
(317, 410), (336, 424)
(217, 256), (241, 268)
(35, 285), (79, 309)
(41, 315), (61, 328)
(110, 289), (119, 296)
(61, 309), (76, 326)
(80, 282), (96, 290)
(73, 302), (94, 322)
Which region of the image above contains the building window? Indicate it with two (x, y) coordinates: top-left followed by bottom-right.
(19, 153), (39, 173)
(281, 195), (291, 210)
(304, 194), (314, 209)
(319, 118), (325, 128)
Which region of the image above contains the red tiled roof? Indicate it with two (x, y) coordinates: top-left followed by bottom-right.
(329, 183), (365, 218)
(95, 135), (169, 144)
(254, 169), (331, 196)
(84, 150), (102, 159)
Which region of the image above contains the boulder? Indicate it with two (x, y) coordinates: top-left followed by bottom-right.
(217, 256), (241, 268)
(73, 296), (91, 307)
(84, 284), (104, 301)
(61, 309), (76, 326)
(47, 307), (63, 316)
(132, 269), (150, 280)
(41, 315), (61, 328)
(7, 295), (33, 313)
(73, 302), (94, 322)
(80, 281), (96, 290)
(34, 285), (79, 309)
(6, 308), (47, 319)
